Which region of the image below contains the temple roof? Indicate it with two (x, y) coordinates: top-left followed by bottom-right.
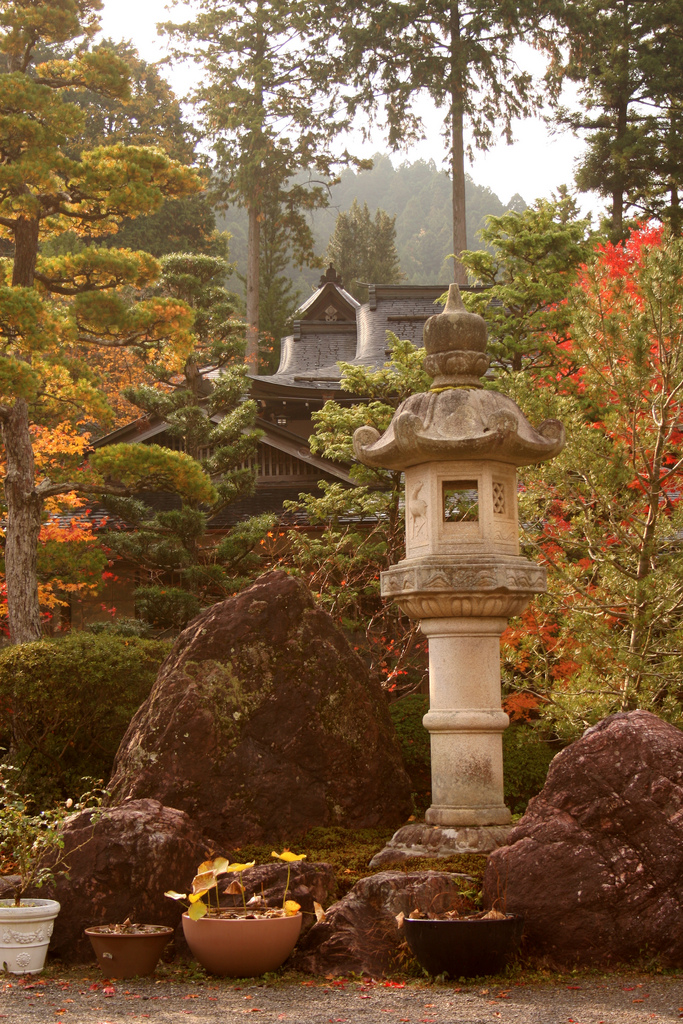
(256, 280), (450, 391)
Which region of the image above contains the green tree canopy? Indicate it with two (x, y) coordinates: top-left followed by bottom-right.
(461, 189), (595, 373)
(556, 0), (683, 238)
(326, 199), (403, 302)
(284, 336), (431, 693)
(161, 0), (353, 369)
(101, 254), (273, 629)
(37, 36), (227, 259)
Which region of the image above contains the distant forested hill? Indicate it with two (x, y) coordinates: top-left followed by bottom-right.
(216, 153), (526, 308)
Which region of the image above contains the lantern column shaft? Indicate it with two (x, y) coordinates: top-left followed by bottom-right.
(421, 616), (511, 826)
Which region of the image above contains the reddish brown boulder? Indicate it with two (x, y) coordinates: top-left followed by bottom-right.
(108, 571), (412, 845)
(483, 711), (683, 965)
(45, 799), (208, 962)
(291, 871), (474, 977)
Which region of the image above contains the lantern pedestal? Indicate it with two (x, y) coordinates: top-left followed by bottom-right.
(369, 821), (512, 868)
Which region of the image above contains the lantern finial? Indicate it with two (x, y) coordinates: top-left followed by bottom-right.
(423, 284), (490, 388)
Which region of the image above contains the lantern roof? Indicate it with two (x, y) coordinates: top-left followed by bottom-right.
(353, 284), (565, 469)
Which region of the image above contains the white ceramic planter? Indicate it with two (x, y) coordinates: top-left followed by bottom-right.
(0, 899), (60, 974)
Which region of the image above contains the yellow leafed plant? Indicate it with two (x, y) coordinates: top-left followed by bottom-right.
(165, 852), (310, 921)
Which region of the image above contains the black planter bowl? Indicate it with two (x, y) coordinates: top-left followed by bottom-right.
(403, 914), (524, 979)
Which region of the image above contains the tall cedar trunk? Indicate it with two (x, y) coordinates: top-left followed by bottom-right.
(1, 399), (43, 644)
(3, 214), (43, 642)
(670, 182), (680, 236)
(611, 95), (628, 240)
(450, 4), (467, 286)
(245, 204), (260, 370)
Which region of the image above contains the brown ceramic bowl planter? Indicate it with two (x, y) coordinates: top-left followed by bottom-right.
(85, 923), (174, 979)
(403, 912), (524, 978)
(182, 909), (303, 977)
(166, 852), (310, 977)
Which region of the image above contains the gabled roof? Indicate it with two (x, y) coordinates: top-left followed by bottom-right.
(296, 265), (360, 322)
(92, 413), (355, 486)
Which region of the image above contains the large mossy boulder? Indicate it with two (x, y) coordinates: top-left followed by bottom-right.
(483, 710), (683, 966)
(108, 571), (412, 845)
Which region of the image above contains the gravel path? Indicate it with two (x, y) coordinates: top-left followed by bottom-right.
(2, 972), (683, 1023)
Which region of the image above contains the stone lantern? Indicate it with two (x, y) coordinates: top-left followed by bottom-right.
(354, 285), (565, 861)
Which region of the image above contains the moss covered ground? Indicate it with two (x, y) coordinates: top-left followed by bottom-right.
(222, 825), (488, 901)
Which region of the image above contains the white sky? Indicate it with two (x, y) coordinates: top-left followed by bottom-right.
(97, 0), (598, 219)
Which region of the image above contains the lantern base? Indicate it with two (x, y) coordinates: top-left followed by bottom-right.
(425, 803), (511, 827)
(368, 822), (512, 868)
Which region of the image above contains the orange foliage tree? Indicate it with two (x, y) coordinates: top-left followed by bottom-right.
(501, 224), (683, 739)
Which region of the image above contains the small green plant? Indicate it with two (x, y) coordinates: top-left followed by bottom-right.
(0, 768), (105, 905)
(83, 617), (153, 638)
(166, 856), (233, 920)
(388, 694), (431, 812)
(502, 725), (556, 815)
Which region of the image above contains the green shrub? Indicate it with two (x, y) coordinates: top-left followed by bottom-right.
(134, 585), (201, 629)
(83, 617), (153, 638)
(388, 693), (432, 813)
(0, 632), (171, 805)
(503, 724), (557, 815)
(389, 693), (556, 816)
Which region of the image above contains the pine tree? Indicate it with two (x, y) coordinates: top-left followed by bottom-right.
(101, 253), (273, 629)
(326, 199), (402, 302)
(0, 0), (215, 643)
(460, 190), (595, 373)
(557, 0), (683, 239)
(258, 200), (302, 372)
(39, 37), (227, 258)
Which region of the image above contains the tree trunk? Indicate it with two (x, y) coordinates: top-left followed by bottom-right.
(1, 399), (43, 644)
(670, 181), (680, 236)
(451, 107), (468, 285)
(245, 204), (260, 370)
(12, 216), (39, 287)
(611, 96), (628, 241)
(449, 3), (467, 286)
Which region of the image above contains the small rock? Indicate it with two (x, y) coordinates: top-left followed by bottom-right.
(45, 799), (208, 962)
(217, 862), (337, 937)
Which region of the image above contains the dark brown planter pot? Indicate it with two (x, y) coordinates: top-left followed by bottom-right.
(85, 925), (174, 979)
(181, 912), (302, 977)
(404, 914), (524, 978)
